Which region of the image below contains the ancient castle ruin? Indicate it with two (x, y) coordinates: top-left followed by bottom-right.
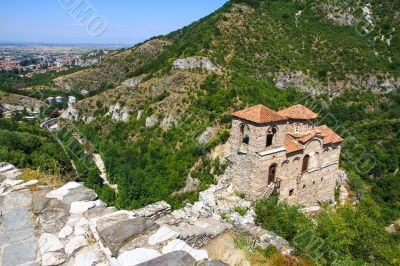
(226, 104), (343, 207)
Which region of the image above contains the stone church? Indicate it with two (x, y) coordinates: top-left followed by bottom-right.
(225, 104), (343, 207)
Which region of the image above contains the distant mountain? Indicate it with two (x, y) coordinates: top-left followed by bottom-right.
(56, 0), (399, 95)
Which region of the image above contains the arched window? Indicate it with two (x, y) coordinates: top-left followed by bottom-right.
(301, 155), (310, 173)
(268, 164), (277, 184)
(240, 124), (250, 145)
(266, 127), (277, 147)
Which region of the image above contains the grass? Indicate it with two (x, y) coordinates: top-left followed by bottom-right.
(234, 206), (248, 216)
(21, 168), (68, 190)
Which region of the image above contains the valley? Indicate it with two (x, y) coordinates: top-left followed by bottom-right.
(1, 0), (399, 265)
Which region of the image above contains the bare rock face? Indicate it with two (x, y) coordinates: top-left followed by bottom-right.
(60, 105), (80, 121)
(198, 127), (218, 145)
(106, 103), (130, 122)
(98, 217), (157, 256)
(322, 3), (357, 26)
(173, 57), (218, 72)
(146, 115), (158, 128)
(274, 71), (400, 95)
(122, 76), (143, 87)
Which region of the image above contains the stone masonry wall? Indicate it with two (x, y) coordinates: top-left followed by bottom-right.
(227, 117), (342, 207)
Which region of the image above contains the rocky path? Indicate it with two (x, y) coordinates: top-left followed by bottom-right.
(0, 190), (39, 265)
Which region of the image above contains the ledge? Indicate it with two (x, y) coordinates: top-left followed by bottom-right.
(321, 161), (339, 169)
(237, 149), (248, 155)
(258, 147), (286, 157)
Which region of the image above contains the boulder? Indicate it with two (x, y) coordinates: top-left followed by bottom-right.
(98, 217), (156, 256)
(69, 201), (96, 214)
(117, 248), (161, 266)
(61, 186), (97, 205)
(136, 251), (196, 266)
(46, 182), (82, 201)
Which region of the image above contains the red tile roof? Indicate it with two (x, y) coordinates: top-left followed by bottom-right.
(278, 104), (318, 120)
(285, 135), (304, 154)
(232, 104), (287, 124)
(316, 125), (343, 144)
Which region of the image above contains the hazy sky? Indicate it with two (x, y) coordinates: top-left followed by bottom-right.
(0, 0), (227, 45)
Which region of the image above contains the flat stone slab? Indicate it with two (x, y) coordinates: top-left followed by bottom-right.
(1, 190), (31, 210)
(1, 207), (35, 231)
(99, 217), (156, 256)
(1, 238), (38, 265)
(117, 248), (161, 266)
(136, 250), (196, 266)
(0, 226), (35, 244)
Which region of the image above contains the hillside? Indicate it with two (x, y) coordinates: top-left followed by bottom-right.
(57, 0), (400, 200)
(57, 0), (400, 96)
(7, 1), (398, 264)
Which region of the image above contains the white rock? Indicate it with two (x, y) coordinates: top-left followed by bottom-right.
(41, 252), (66, 266)
(47, 182), (82, 200)
(117, 248), (161, 266)
(58, 225), (73, 239)
(39, 233), (64, 255)
(74, 251), (99, 266)
(74, 218), (90, 236)
(148, 226), (179, 246)
(162, 239), (208, 261)
(65, 235), (88, 255)
(3, 179), (23, 187)
(70, 201), (96, 214)
(94, 199), (107, 207)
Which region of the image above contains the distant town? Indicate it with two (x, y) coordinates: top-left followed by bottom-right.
(0, 44), (127, 76)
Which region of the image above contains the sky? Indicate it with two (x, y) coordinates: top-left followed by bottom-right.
(0, 0), (227, 45)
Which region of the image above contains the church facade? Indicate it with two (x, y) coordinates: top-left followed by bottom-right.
(225, 104), (343, 207)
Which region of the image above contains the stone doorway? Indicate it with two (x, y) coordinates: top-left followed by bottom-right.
(268, 164), (277, 184)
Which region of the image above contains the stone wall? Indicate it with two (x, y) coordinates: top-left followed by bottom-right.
(230, 118), (287, 153)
